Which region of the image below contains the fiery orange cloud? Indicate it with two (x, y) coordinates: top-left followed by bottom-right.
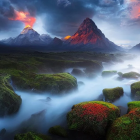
(130, 3), (140, 19)
(9, 10), (36, 27)
(64, 35), (71, 40)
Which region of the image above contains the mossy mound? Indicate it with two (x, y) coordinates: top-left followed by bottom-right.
(49, 125), (67, 137)
(122, 72), (140, 79)
(127, 101), (140, 112)
(103, 87), (124, 102)
(102, 71), (117, 78)
(14, 132), (51, 140)
(0, 74), (21, 117)
(13, 72), (77, 94)
(67, 101), (120, 136)
(131, 81), (140, 100)
(107, 107), (140, 140)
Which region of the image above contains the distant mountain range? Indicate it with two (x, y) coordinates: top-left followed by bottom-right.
(0, 18), (124, 52)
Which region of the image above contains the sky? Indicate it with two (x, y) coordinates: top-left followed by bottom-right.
(0, 0), (140, 47)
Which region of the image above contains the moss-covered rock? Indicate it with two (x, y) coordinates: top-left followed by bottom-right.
(14, 132), (51, 140)
(0, 74), (21, 117)
(127, 101), (140, 112)
(102, 71), (117, 78)
(13, 73), (77, 94)
(131, 81), (140, 100)
(107, 106), (140, 140)
(103, 87), (124, 102)
(49, 125), (67, 137)
(122, 72), (140, 79)
(67, 101), (120, 136)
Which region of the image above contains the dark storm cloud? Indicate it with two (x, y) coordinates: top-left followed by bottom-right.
(32, 0), (126, 37)
(0, 0), (15, 18)
(0, 0), (131, 38)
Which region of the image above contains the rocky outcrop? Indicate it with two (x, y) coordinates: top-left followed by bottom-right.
(107, 101), (140, 140)
(0, 74), (21, 117)
(13, 73), (78, 94)
(103, 87), (124, 102)
(67, 101), (120, 137)
(122, 72), (140, 79)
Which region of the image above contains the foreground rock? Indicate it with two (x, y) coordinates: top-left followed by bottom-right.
(14, 132), (51, 140)
(13, 73), (77, 94)
(103, 87), (123, 102)
(131, 81), (140, 100)
(0, 74), (21, 117)
(107, 101), (140, 140)
(49, 125), (67, 137)
(102, 71), (117, 78)
(67, 101), (120, 137)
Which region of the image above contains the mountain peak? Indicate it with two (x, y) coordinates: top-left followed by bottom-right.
(69, 18), (104, 45)
(21, 26), (35, 34)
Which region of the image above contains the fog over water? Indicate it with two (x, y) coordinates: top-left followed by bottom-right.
(1, 56), (140, 139)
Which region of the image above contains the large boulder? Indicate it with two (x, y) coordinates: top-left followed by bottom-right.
(14, 132), (51, 140)
(67, 101), (120, 136)
(0, 74), (21, 117)
(107, 101), (140, 140)
(102, 71), (117, 78)
(13, 73), (78, 94)
(131, 81), (140, 100)
(103, 87), (124, 102)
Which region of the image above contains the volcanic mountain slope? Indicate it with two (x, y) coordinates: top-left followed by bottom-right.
(66, 18), (122, 51)
(2, 26), (52, 46)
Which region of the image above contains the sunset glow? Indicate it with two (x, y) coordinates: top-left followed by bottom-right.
(9, 11), (36, 27)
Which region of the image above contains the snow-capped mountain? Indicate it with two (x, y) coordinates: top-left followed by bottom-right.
(1, 26), (53, 46)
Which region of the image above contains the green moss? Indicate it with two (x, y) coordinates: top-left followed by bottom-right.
(107, 108), (140, 140)
(122, 72), (140, 79)
(102, 71), (117, 77)
(30, 73), (77, 93)
(103, 87), (123, 102)
(67, 101), (120, 136)
(49, 125), (67, 137)
(127, 101), (140, 112)
(14, 132), (51, 140)
(0, 69), (77, 94)
(0, 74), (22, 116)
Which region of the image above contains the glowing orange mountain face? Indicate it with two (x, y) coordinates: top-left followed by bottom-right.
(9, 10), (36, 27)
(69, 18), (104, 45)
(64, 35), (71, 40)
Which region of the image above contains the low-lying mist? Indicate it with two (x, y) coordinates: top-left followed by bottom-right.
(1, 55), (140, 139)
